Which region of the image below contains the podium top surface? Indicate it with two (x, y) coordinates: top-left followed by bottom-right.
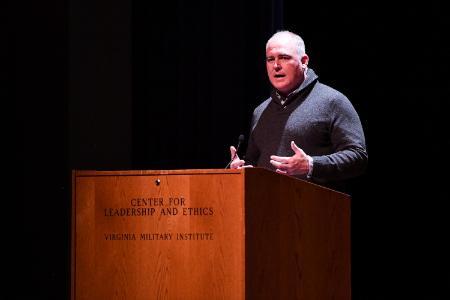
(73, 169), (243, 177)
(73, 168), (349, 197)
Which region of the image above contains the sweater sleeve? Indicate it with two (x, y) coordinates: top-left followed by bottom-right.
(311, 95), (368, 182)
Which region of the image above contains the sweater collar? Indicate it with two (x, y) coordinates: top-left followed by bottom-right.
(271, 68), (319, 106)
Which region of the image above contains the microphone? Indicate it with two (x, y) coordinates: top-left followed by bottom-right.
(225, 134), (245, 169)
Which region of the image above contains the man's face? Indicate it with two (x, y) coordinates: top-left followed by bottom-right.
(266, 39), (307, 95)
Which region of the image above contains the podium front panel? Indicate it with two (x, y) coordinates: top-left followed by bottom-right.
(72, 170), (244, 300)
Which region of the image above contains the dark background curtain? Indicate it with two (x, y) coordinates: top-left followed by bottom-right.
(14, 0), (449, 298)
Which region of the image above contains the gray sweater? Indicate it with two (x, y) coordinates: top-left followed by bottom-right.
(245, 68), (368, 188)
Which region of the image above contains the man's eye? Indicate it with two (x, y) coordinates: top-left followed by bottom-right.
(280, 56), (290, 60)
(266, 57), (274, 62)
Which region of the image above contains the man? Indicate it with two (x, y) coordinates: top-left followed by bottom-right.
(230, 30), (367, 190)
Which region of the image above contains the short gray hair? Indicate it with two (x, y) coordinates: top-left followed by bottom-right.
(266, 31), (306, 59)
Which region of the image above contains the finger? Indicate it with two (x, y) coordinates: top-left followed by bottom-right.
(290, 141), (301, 154)
(239, 164), (254, 168)
(230, 146), (239, 160)
(291, 141), (307, 157)
(270, 155), (290, 163)
(230, 159), (242, 169)
(276, 169), (287, 174)
(231, 159), (245, 169)
(270, 159), (288, 170)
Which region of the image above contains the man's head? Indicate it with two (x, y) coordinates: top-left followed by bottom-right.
(266, 31), (309, 95)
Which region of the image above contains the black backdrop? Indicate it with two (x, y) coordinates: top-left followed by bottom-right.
(15, 0), (449, 299)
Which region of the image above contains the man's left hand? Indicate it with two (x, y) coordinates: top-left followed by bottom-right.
(270, 141), (311, 176)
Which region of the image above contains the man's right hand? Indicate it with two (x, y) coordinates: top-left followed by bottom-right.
(229, 146), (253, 169)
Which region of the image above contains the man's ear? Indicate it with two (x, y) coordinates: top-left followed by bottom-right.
(301, 54), (309, 67)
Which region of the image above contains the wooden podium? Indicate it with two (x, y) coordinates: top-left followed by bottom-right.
(72, 168), (350, 299)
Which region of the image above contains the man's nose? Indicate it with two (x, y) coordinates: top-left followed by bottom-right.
(273, 60), (282, 70)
